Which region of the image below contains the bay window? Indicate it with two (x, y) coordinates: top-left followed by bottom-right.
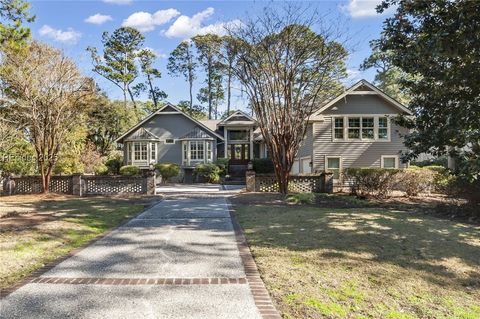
(133, 142), (148, 161)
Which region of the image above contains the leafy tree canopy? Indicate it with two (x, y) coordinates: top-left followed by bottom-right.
(371, 0), (480, 179)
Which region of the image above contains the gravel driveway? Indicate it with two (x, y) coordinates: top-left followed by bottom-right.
(0, 195), (261, 319)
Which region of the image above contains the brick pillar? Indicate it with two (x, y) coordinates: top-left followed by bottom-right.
(146, 171), (156, 195)
(72, 174), (83, 196)
(321, 172), (334, 193)
(2, 174), (15, 196)
(246, 170), (256, 192)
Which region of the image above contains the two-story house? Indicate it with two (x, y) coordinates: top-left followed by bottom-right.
(115, 79), (413, 182)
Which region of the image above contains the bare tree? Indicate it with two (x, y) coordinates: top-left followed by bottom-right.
(227, 5), (348, 194)
(0, 42), (93, 192)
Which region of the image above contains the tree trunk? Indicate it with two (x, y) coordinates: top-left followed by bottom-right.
(227, 71), (232, 115)
(189, 78), (193, 110)
(127, 87), (137, 109)
(208, 60), (213, 119)
(147, 74), (157, 108)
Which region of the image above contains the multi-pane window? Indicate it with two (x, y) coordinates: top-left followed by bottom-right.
(133, 142), (148, 161)
(127, 143), (131, 161)
(334, 116), (390, 141)
(190, 141), (204, 160)
(183, 142), (188, 161)
(207, 141), (212, 161)
(348, 118), (361, 139)
(362, 117), (374, 139)
(151, 143), (156, 162)
(326, 157), (341, 179)
(334, 118), (344, 139)
(378, 117), (388, 140)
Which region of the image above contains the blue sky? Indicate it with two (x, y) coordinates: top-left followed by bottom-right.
(27, 0), (394, 112)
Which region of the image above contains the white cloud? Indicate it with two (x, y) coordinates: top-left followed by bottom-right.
(341, 0), (394, 18)
(102, 0), (132, 5)
(39, 25), (82, 44)
(122, 8), (180, 32)
(163, 7), (241, 38)
(85, 13), (113, 25)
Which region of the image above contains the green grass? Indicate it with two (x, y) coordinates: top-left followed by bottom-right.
(233, 198), (480, 319)
(0, 197), (148, 289)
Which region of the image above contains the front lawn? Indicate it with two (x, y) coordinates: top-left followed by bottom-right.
(232, 194), (480, 319)
(0, 195), (155, 289)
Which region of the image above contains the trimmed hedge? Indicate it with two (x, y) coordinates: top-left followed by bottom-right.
(252, 158), (274, 174)
(343, 168), (400, 198)
(119, 165), (141, 176)
(155, 163), (180, 183)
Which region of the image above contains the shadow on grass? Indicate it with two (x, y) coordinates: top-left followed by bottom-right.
(233, 201), (480, 290)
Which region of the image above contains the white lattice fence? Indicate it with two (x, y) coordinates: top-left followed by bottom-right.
(83, 176), (146, 195)
(10, 176), (72, 194)
(254, 174), (324, 193)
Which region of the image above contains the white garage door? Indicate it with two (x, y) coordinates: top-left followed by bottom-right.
(301, 157), (311, 174)
(291, 160), (300, 174)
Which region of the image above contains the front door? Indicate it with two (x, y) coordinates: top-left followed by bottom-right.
(228, 144), (250, 164)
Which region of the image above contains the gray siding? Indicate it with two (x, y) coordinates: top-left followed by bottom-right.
(312, 117), (408, 171)
(324, 95), (402, 115)
(297, 124), (313, 158)
(125, 113), (218, 165)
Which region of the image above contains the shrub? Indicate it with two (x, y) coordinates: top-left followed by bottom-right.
(94, 164), (109, 175)
(444, 176), (480, 205)
(343, 168), (400, 198)
(215, 158), (229, 176)
(119, 165), (140, 176)
(194, 163), (221, 183)
(105, 158), (123, 175)
(253, 158), (274, 174)
(155, 163), (180, 183)
(399, 168), (437, 197)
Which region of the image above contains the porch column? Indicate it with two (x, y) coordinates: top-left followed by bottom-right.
(224, 128), (228, 159)
(249, 129), (254, 159)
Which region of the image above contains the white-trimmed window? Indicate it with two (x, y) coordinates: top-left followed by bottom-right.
(381, 155), (399, 169)
(190, 141), (204, 160)
(333, 116), (390, 141)
(127, 143), (131, 162)
(207, 141), (212, 161)
(334, 118), (344, 139)
(326, 156), (342, 180)
(165, 138), (175, 144)
(183, 142), (188, 161)
(133, 142), (148, 161)
(378, 117), (389, 140)
(362, 117), (374, 139)
(151, 143), (157, 162)
(347, 117), (361, 139)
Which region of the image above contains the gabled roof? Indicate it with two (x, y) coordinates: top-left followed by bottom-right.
(218, 110), (256, 126)
(314, 79), (413, 116)
(180, 126), (215, 140)
(115, 102), (224, 143)
(124, 127), (160, 141)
